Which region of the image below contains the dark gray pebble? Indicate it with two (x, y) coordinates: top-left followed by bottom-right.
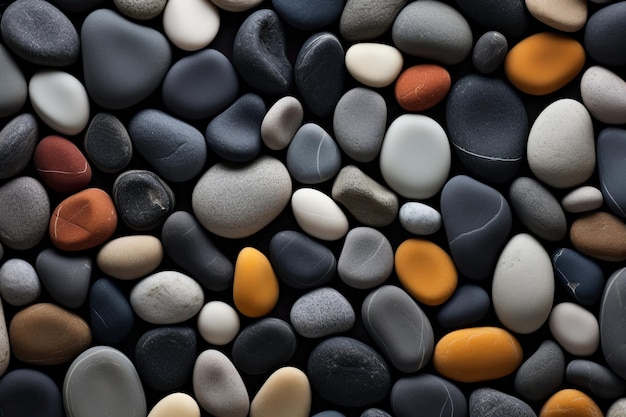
(391, 374), (466, 417)
(48, 0), (104, 12)
(0, 44), (27, 117)
(584, 2), (626, 67)
(0, 369), (63, 417)
(290, 287), (355, 338)
(566, 359), (626, 399)
(0, 114), (38, 180)
(597, 128), (626, 219)
(600, 267), (626, 380)
(286, 123), (342, 184)
(456, 0), (529, 38)
(514, 340), (565, 402)
(272, 0), (343, 30)
(437, 285), (490, 328)
(361, 409), (392, 417)
(88, 278), (135, 345)
(553, 248), (604, 306)
(340, 0), (408, 41)
(36, 248), (91, 309)
(472, 31), (508, 74)
(83, 113), (133, 174)
(469, 388), (536, 417)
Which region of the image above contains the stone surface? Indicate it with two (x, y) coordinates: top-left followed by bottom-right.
(291, 188), (349, 241)
(456, 0), (528, 38)
(337, 227), (393, 289)
(473, 31), (508, 74)
(600, 268), (626, 379)
(553, 248), (604, 306)
(0, 258), (40, 306)
(114, 0), (167, 20)
(88, 278), (135, 344)
(549, 302), (599, 356)
(345, 43), (403, 88)
(570, 212), (626, 262)
(147, 393), (200, 417)
(470, 388), (536, 417)
(250, 367), (311, 417)
(608, 399), (626, 417)
(0, 44), (27, 117)
(361, 409), (391, 417)
(598, 128), (626, 218)
(0, 177), (49, 250)
(0, 369), (63, 417)
(566, 359), (626, 399)
(96, 235), (163, 280)
(340, 0), (408, 41)
(515, 340), (565, 402)
(399, 202), (441, 235)
(286, 123), (342, 184)
(391, 374), (466, 417)
(291, 287), (355, 338)
(539, 389), (602, 417)
(273, 0), (343, 30)
(394, 64), (450, 111)
(162, 0), (219, 50)
(83, 113), (132, 173)
(261, 96), (303, 151)
(582, 66), (626, 125)
(0, 114), (38, 180)
(561, 186), (603, 214)
(584, 2), (626, 66)
(34, 135), (92, 195)
(233, 247), (279, 317)
(36, 248), (91, 308)
(196, 301), (240, 345)
(437, 285), (490, 328)
(526, 0), (586, 32)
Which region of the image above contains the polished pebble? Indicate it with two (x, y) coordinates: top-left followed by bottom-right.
(566, 359), (626, 400)
(391, 374), (466, 417)
(96, 235), (163, 280)
(0, 177), (49, 250)
(83, 113), (133, 173)
(286, 123), (342, 184)
(437, 285), (490, 328)
(0, 114), (38, 180)
(600, 268), (626, 379)
(250, 367), (311, 417)
(584, 2), (626, 67)
(597, 127), (626, 218)
(162, 0), (219, 51)
(261, 96), (303, 151)
(345, 43), (403, 88)
(399, 202), (442, 236)
(88, 278), (135, 344)
(196, 301), (240, 346)
(539, 389), (603, 417)
(0, 44), (27, 118)
(526, 0), (586, 32)
(472, 31), (508, 74)
(147, 393), (200, 417)
(337, 227), (393, 289)
(552, 248), (604, 306)
(570, 212), (626, 262)
(340, 0), (408, 41)
(608, 399), (626, 417)
(290, 287), (355, 338)
(394, 64), (450, 111)
(549, 302), (599, 356)
(233, 247), (279, 318)
(0, 258), (41, 306)
(36, 248), (91, 308)
(581, 66), (626, 125)
(514, 340), (565, 402)
(114, 0), (166, 20)
(291, 188), (349, 241)
(561, 186), (604, 214)
(470, 388), (536, 417)
(34, 135), (91, 193)
(0, 369), (63, 417)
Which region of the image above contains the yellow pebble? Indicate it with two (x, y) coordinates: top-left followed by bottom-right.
(539, 389), (603, 417)
(233, 247), (279, 318)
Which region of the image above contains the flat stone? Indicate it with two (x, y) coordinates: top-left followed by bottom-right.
(567, 360), (626, 399)
(473, 31), (508, 74)
(83, 113), (132, 173)
(399, 202), (441, 235)
(250, 367), (311, 417)
(581, 66), (626, 125)
(0, 369), (63, 417)
(561, 186), (604, 213)
(514, 340), (565, 402)
(553, 248), (604, 306)
(233, 247), (279, 318)
(261, 96), (303, 151)
(470, 388), (536, 417)
(600, 268), (626, 379)
(337, 227), (393, 289)
(549, 302), (599, 356)
(598, 128), (626, 218)
(391, 374), (466, 417)
(210, 0), (262, 11)
(286, 123), (342, 184)
(394, 64), (451, 111)
(88, 278), (135, 344)
(291, 188), (349, 241)
(345, 43), (403, 88)
(196, 301), (240, 345)
(36, 248), (91, 308)
(34, 135), (92, 193)
(114, 0), (166, 20)
(0, 258), (40, 306)
(340, 0), (408, 41)
(570, 211), (626, 262)
(584, 2), (626, 66)
(96, 235), (163, 280)
(273, 0), (343, 30)
(0, 44), (27, 117)
(437, 285), (490, 328)
(148, 393), (201, 417)
(162, 0), (219, 50)
(291, 287), (355, 338)
(526, 0), (586, 32)
(456, 0), (528, 38)
(0, 114), (38, 180)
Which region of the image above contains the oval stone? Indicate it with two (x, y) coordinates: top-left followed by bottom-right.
(34, 135), (91, 193)
(472, 31), (508, 74)
(250, 367), (311, 417)
(514, 340), (565, 402)
(344, 43), (403, 88)
(456, 0), (528, 38)
(394, 64), (451, 111)
(0, 369), (63, 417)
(196, 301), (240, 346)
(88, 278), (134, 344)
(470, 388), (535, 417)
(570, 212), (626, 262)
(549, 302), (599, 356)
(391, 374), (466, 417)
(581, 66), (626, 125)
(0, 44), (27, 118)
(539, 389), (602, 417)
(0, 114), (38, 180)
(286, 123), (342, 184)
(566, 360), (626, 399)
(600, 268), (626, 379)
(598, 128), (626, 218)
(553, 248), (604, 306)
(337, 227), (393, 289)
(233, 247), (279, 318)
(114, 0), (167, 20)
(83, 113), (132, 173)
(0, 258), (41, 306)
(526, 0), (586, 32)
(96, 235), (163, 280)
(162, 0), (219, 51)
(399, 202), (441, 236)
(148, 393), (200, 417)
(291, 188), (349, 241)
(437, 285), (490, 328)
(561, 186), (604, 214)
(35, 248), (91, 308)
(340, 0), (408, 41)
(261, 96), (303, 151)
(584, 2), (626, 66)
(290, 287), (355, 338)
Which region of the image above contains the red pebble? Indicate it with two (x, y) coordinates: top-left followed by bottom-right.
(394, 64), (451, 111)
(34, 135), (92, 193)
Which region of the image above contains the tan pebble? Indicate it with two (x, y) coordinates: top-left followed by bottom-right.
(148, 393), (201, 417)
(570, 211), (626, 261)
(539, 389), (603, 417)
(525, 0), (587, 32)
(0, 299), (9, 376)
(250, 367), (311, 417)
(97, 235), (163, 280)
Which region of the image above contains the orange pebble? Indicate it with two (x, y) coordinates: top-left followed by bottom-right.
(505, 32), (585, 95)
(394, 238), (457, 306)
(539, 389), (603, 417)
(394, 64), (451, 111)
(433, 326), (523, 383)
(233, 247), (280, 318)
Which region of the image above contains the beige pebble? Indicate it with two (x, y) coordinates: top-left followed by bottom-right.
(250, 367), (311, 417)
(148, 393), (201, 417)
(570, 211), (626, 261)
(97, 235), (163, 280)
(525, 0), (587, 32)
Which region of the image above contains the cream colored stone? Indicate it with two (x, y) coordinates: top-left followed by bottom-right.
(97, 235), (163, 280)
(581, 66), (626, 125)
(291, 188), (349, 241)
(250, 367), (311, 417)
(148, 393), (201, 417)
(163, 0), (220, 51)
(525, 0), (587, 32)
(561, 186), (603, 213)
(345, 43), (404, 88)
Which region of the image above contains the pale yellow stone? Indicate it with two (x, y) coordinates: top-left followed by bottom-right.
(148, 393), (201, 417)
(525, 0), (587, 32)
(250, 367), (311, 417)
(97, 235), (163, 280)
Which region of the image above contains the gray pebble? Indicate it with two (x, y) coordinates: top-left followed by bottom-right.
(0, 258), (41, 306)
(600, 268), (626, 380)
(609, 398), (626, 417)
(114, 0), (167, 20)
(313, 412), (345, 417)
(392, 374), (466, 417)
(361, 409), (392, 417)
(36, 248), (92, 309)
(340, 0), (408, 41)
(399, 202), (442, 235)
(261, 96), (303, 151)
(472, 31), (508, 74)
(0, 44), (27, 117)
(566, 359), (626, 399)
(84, 113), (133, 174)
(514, 340), (565, 401)
(338, 227), (393, 289)
(469, 388), (536, 417)
(286, 123), (341, 184)
(290, 287), (355, 338)
(0, 114), (38, 180)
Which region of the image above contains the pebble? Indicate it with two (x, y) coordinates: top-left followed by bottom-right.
(455, 0), (528, 38)
(362, 285), (434, 373)
(394, 64), (451, 111)
(83, 113), (133, 173)
(0, 176), (49, 250)
(161, 211), (234, 292)
(210, 0), (262, 12)
(566, 360), (626, 399)
(314, 412), (345, 417)
(339, 0), (408, 41)
(233, 9), (292, 95)
(233, 247), (279, 318)
(88, 278), (135, 344)
(135, 327), (196, 391)
(261, 96), (303, 151)
(526, 0), (587, 32)
(392, 0), (473, 65)
(162, 0), (219, 51)
(232, 318), (297, 374)
(549, 302), (599, 356)
(399, 202), (442, 235)
(192, 349), (249, 417)
(337, 227), (393, 289)
(609, 399), (626, 417)
(162, 49), (238, 120)
(345, 43), (403, 88)
(472, 31), (508, 74)
(379, 114), (450, 199)
(553, 248), (604, 306)
(0, 369), (63, 417)
(515, 340), (565, 402)
(81, 8), (171, 109)
(469, 388), (536, 417)
(570, 212), (626, 262)
(96, 235), (163, 280)
(36, 248), (91, 308)
(28, 70), (90, 136)
(561, 186), (604, 214)
(291, 287), (355, 338)
(539, 389), (602, 417)
(0, 258), (40, 306)
(34, 135), (92, 193)
(391, 374), (466, 417)
(0, 300), (8, 375)
(361, 409), (391, 417)
(291, 188), (349, 241)
(0, 114), (38, 180)
(600, 268), (626, 379)
(9, 303), (91, 365)
(307, 336), (390, 408)
(598, 128), (626, 218)
(0, 44), (27, 117)
(581, 66), (626, 125)
(130, 271), (204, 324)
(148, 393), (200, 417)
(437, 285), (490, 328)
(112, 170), (175, 231)
(445, 74), (528, 183)
(440, 175), (512, 280)
(192, 155), (292, 239)
(129, 109), (207, 181)
(114, 0), (166, 20)
(250, 367), (311, 417)
(0, 0), (79, 66)
(64, 346), (146, 417)
(295, 32), (344, 118)
(273, 0), (343, 30)
(196, 301), (240, 345)
(333, 87), (386, 163)
(286, 123), (342, 184)
(584, 1), (626, 67)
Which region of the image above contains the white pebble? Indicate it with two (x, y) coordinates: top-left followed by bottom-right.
(399, 202), (442, 235)
(581, 65), (626, 125)
(197, 301), (240, 345)
(163, 0), (220, 51)
(561, 185), (604, 213)
(291, 188), (349, 241)
(549, 302), (599, 356)
(345, 43), (404, 88)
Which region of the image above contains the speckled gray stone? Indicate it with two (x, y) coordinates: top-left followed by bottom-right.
(36, 249), (92, 309)
(0, 258), (41, 306)
(114, 0), (167, 20)
(84, 113), (133, 174)
(261, 96), (304, 151)
(338, 227), (393, 289)
(286, 123), (342, 184)
(0, 114), (38, 180)
(566, 359), (626, 399)
(514, 340), (565, 401)
(290, 287), (355, 338)
(399, 202), (442, 235)
(472, 31), (508, 74)
(608, 398), (626, 417)
(361, 409), (392, 417)
(340, 0), (408, 41)
(469, 388), (536, 417)
(0, 44), (27, 117)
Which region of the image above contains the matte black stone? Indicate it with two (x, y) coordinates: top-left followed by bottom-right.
(514, 340), (565, 402)
(49, 0), (104, 12)
(391, 374), (467, 417)
(89, 278), (135, 344)
(566, 359), (626, 399)
(585, 2), (626, 67)
(455, 0), (529, 38)
(600, 268), (626, 380)
(437, 285), (490, 328)
(286, 123), (342, 184)
(272, 0), (343, 30)
(0, 114), (38, 180)
(552, 248), (604, 306)
(472, 31), (508, 74)
(35, 248), (92, 308)
(84, 113), (133, 174)
(597, 128), (626, 219)
(0, 369), (63, 417)
(469, 388), (536, 417)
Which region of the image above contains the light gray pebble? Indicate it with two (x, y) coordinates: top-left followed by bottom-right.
(338, 227), (393, 289)
(0, 258), (41, 306)
(361, 409), (392, 417)
(114, 0), (167, 20)
(0, 44), (27, 117)
(290, 287), (355, 338)
(608, 398), (626, 417)
(399, 202), (442, 235)
(469, 388), (536, 417)
(340, 0), (408, 41)
(286, 123), (342, 184)
(514, 340), (565, 402)
(0, 114), (38, 180)
(261, 96), (303, 151)
(566, 359), (626, 399)
(561, 186), (604, 213)
(472, 31), (508, 74)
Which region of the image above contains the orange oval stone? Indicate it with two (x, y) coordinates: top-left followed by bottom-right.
(433, 326), (523, 382)
(504, 32), (585, 95)
(49, 188), (118, 251)
(394, 238), (457, 306)
(539, 389), (603, 417)
(34, 135), (92, 193)
(394, 64), (451, 111)
(233, 247), (279, 318)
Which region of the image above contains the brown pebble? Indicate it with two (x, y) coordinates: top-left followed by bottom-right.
(570, 211), (626, 261)
(394, 64), (451, 111)
(34, 135), (92, 193)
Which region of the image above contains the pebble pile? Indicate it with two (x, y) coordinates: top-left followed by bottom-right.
(1, 0), (626, 416)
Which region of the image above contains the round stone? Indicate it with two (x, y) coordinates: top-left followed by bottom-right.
(0, 177), (49, 250)
(291, 188), (349, 241)
(394, 64), (451, 111)
(35, 248), (91, 308)
(472, 31), (508, 74)
(83, 113), (133, 173)
(0, 258), (41, 306)
(286, 123), (342, 184)
(261, 96), (304, 151)
(88, 278), (135, 345)
(584, 2), (626, 66)
(0, 369), (63, 417)
(162, 0), (219, 50)
(549, 302), (599, 356)
(515, 340), (565, 402)
(0, 44), (28, 118)
(196, 301), (240, 345)
(96, 235), (163, 280)
(582, 66), (626, 125)
(0, 114), (38, 180)
(114, 0), (167, 20)
(33, 135), (92, 193)
(337, 227), (393, 289)
(290, 287), (355, 338)
(250, 367), (311, 417)
(344, 43), (403, 88)
(391, 374), (466, 417)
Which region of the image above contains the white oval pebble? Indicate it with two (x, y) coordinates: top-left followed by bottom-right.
(197, 301), (240, 345)
(148, 393), (201, 417)
(581, 66), (626, 125)
(525, 0), (587, 32)
(561, 186), (604, 213)
(291, 188), (349, 241)
(28, 70), (90, 136)
(261, 96), (304, 150)
(250, 367), (311, 417)
(345, 43), (404, 88)
(96, 235), (163, 280)
(549, 302), (600, 356)
(0, 258), (41, 306)
(162, 0), (220, 51)
(399, 202), (442, 235)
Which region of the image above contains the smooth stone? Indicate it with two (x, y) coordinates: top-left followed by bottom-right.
(0, 177), (49, 250)
(233, 9), (291, 95)
(527, 98), (595, 188)
(600, 268), (626, 379)
(88, 278), (135, 344)
(196, 301), (240, 345)
(549, 302), (599, 356)
(0, 258), (40, 306)
(83, 113), (132, 173)
(570, 212), (626, 262)
(437, 285), (490, 328)
(391, 374), (466, 417)
(9, 303), (91, 365)
(493, 233), (554, 334)
(394, 64), (450, 111)
(313, 412), (345, 417)
(399, 202), (441, 235)
(345, 43), (403, 88)
(392, 0), (472, 65)
(539, 389), (602, 417)
(270, 230), (336, 289)
(48, 0), (104, 12)
(162, 49), (238, 120)
(380, 114), (450, 199)
(295, 32), (344, 118)
(0, 0), (79, 66)
(291, 187), (349, 241)
(362, 285), (433, 373)
(34, 135), (91, 193)
(192, 155), (292, 239)
(35, 248), (91, 308)
(135, 327), (196, 391)
(561, 186), (604, 213)
(337, 227), (393, 289)
(81, 8), (171, 109)
(553, 248), (604, 306)
(582, 66), (626, 125)
(261, 96), (303, 151)
(0, 114), (38, 180)
(509, 176), (567, 241)
(331, 165), (398, 227)
(161, 211), (234, 291)
(340, 0), (408, 41)
(286, 123), (342, 184)
(250, 367), (311, 417)
(148, 393), (200, 417)
(333, 87), (386, 163)
(129, 109), (207, 181)
(192, 349), (249, 417)
(584, 2), (626, 66)
(446, 74), (528, 183)
(291, 287), (355, 338)
(273, 0), (342, 30)
(162, 0), (219, 50)
(456, 0), (528, 37)
(210, 0), (262, 11)
(515, 340), (565, 402)
(473, 31), (508, 74)
(526, 0), (587, 32)
(308, 336), (390, 407)
(598, 128), (626, 218)
(232, 318), (297, 374)
(0, 369), (63, 417)
(361, 409), (391, 417)
(470, 388), (536, 417)
(609, 399), (626, 417)
(440, 175), (512, 280)
(63, 346), (146, 417)
(114, 0), (166, 19)
(567, 360), (626, 399)
(0, 44), (27, 117)
(96, 235), (163, 280)
(233, 247), (279, 317)
(130, 271), (204, 324)
(29, 70), (90, 136)
(112, 170), (175, 231)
